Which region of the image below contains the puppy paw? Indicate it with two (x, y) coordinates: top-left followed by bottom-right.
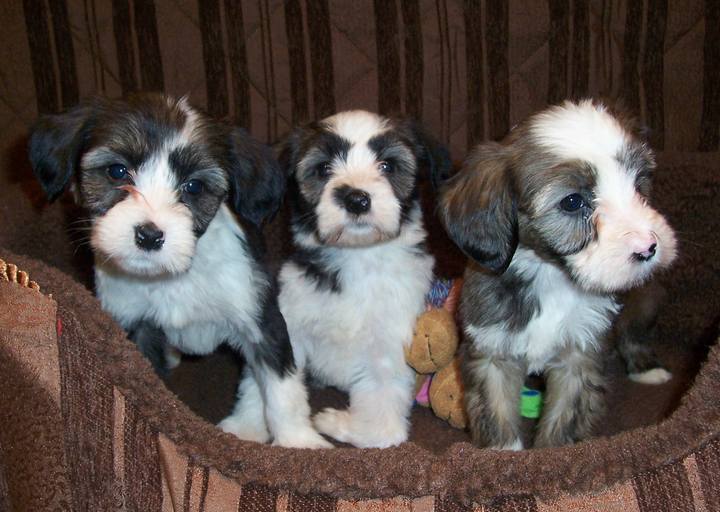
(628, 367), (672, 385)
(491, 439), (524, 451)
(313, 408), (407, 448)
(165, 347), (182, 370)
(217, 415), (271, 444)
(313, 408), (353, 442)
(272, 428), (334, 449)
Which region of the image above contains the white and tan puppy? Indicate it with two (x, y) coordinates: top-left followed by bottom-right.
(439, 100), (677, 449)
(262, 110), (450, 448)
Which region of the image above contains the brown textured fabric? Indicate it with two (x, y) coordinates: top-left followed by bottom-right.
(0, 269), (71, 510)
(486, 0), (510, 141)
(463, 0), (483, 148)
(4, 0), (720, 186)
(633, 459), (695, 512)
(306, 0), (336, 121)
(58, 309), (118, 510)
(374, 0), (401, 117)
(700, 0), (720, 150)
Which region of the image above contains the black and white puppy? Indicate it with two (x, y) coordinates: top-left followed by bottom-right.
(257, 110), (450, 448)
(29, 93), (332, 449)
(438, 100), (677, 449)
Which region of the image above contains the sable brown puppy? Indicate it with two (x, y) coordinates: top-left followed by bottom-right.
(438, 100), (677, 449)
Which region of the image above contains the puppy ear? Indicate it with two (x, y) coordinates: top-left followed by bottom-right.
(28, 100), (103, 202)
(399, 120), (452, 190)
(438, 143), (518, 273)
(223, 127), (285, 229)
(275, 126), (307, 178)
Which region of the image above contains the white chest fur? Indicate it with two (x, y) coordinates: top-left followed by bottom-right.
(95, 205), (264, 354)
(279, 222), (434, 390)
(465, 248), (620, 374)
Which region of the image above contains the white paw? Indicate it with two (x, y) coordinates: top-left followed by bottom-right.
(629, 367), (673, 385)
(313, 408), (352, 442)
(492, 439), (524, 451)
(165, 347), (182, 370)
(217, 415), (271, 444)
(272, 428), (334, 449)
(313, 408), (407, 448)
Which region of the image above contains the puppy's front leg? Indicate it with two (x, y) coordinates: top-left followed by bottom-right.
(218, 366), (272, 443)
(260, 367), (335, 448)
(313, 362), (415, 448)
(220, 297), (333, 449)
(461, 346), (526, 450)
(535, 345), (605, 448)
(127, 320), (171, 380)
(221, 361), (333, 449)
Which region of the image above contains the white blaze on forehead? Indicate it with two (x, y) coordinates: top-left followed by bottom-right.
(531, 101), (628, 164)
(323, 110), (395, 179)
(137, 102), (197, 202)
(530, 103), (679, 293)
(324, 110), (390, 145)
(337, 144), (385, 181)
(133, 150), (181, 208)
(175, 100), (202, 146)
(532, 101), (639, 205)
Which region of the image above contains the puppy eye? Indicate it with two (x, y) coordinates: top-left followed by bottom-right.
(316, 163), (333, 178)
(559, 193), (585, 212)
(183, 180), (204, 195)
(378, 161), (395, 173)
(107, 164), (128, 180)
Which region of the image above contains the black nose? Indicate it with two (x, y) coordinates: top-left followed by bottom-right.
(135, 223), (165, 251)
(343, 190), (371, 215)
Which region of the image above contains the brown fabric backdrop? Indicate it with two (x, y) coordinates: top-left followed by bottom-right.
(2, 0), (720, 186)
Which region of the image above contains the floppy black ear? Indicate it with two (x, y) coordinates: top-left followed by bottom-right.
(399, 119), (452, 190)
(438, 143), (518, 274)
(28, 100), (103, 202)
(223, 127), (285, 230)
(275, 125), (312, 179)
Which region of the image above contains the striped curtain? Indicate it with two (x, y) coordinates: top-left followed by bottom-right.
(14, 0), (720, 160)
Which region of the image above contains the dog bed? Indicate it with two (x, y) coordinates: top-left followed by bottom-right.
(1, 152), (720, 510)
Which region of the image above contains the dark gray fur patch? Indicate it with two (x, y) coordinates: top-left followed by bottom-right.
(616, 142), (654, 199)
(290, 247), (342, 293)
(459, 341), (527, 448)
(367, 130), (421, 225)
(126, 320), (172, 380)
(169, 143), (228, 236)
(460, 259), (541, 335)
(286, 128), (352, 237)
(241, 274), (296, 378)
(515, 155), (598, 264)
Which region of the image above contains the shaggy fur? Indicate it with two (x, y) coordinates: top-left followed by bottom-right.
(439, 100), (677, 449)
(614, 282), (673, 384)
(28, 93), (331, 449)
(261, 110), (451, 448)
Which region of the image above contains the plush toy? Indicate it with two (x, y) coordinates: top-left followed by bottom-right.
(405, 279), (468, 429)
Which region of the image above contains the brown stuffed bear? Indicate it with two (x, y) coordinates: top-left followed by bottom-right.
(405, 279), (467, 429)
